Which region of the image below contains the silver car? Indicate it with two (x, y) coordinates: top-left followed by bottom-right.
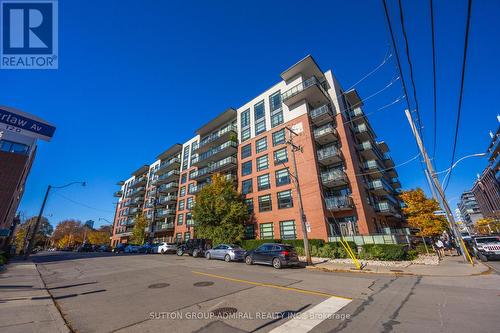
(205, 244), (246, 262)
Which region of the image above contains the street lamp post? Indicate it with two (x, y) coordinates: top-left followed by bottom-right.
(23, 181), (86, 260)
(434, 153), (487, 188)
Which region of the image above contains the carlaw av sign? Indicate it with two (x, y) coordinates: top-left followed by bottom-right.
(0, 105), (55, 141)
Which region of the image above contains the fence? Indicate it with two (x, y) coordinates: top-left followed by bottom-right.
(328, 234), (412, 245)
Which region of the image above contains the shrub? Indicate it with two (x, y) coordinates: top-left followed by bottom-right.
(415, 243), (435, 254)
(360, 244), (409, 261)
(407, 249), (418, 261)
(239, 239), (324, 250)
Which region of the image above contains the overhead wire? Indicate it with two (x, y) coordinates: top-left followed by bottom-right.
(430, 0), (438, 160)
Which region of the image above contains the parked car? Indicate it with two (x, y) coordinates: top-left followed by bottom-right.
(113, 243), (127, 253)
(138, 243), (156, 253)
(98, 245), (112, 252)
(471, 236), (500, 262)
(124, 244), (141, 253)
(244, 243), (300, 269)
(205, 244), (246, 262)
(77, 243), (93, 252)
(176, 239), (212, 257)
(157, 242), (177, 254)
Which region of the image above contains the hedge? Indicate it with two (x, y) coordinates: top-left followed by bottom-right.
(359, 244), (413, 261)
(239, 239), (324, 250)
(295, 241), (357, 259)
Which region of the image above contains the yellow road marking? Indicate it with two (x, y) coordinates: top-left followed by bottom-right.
(192, 271), (352, 300)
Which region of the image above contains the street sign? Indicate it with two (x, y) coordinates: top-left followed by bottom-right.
(0, 106), (56, 141)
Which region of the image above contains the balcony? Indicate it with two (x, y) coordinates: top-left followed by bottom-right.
(375, 201), (401, 217)
(390, 178), (402, 189)
(382, 154), (395, 168)
(190, 167), (210, 181)
(353, 123), (375, 141)
(158, 195), (177, 205)
(125, 207), (141, 217)
(386, 167), (398, 178)
(127, 186), (145, 198)
(157, 182), (179, 194)
(358, 141), (385, 162)
(155, 222), (174, 232)
(124, 197), (143, 207)
(282, 76), (330, 109)
(192, 141), (237, 167)
(114, 190), (123, 198)
(129, 176), (147, 189)
(321, 169), (348, 188)
(196, 125), (237, 154)
(314, 124), (338, 145)
(317, 146), (342, 166)
(377, 141), (389, 153)
(309, 104), (334, 126)
(363, 160), (385, 178)
(349, 107), (366, 125)
(153, 170), (180, 186)
(156, 208), (176, 218)
(324, 196), (353, 211)
(368, 178), (394, 196)
(156, 157), (181, 175)
(189, 182), (210, 195)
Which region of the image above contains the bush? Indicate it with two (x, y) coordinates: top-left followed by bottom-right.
(239, 239), (324, 250)
(407, 249), (418, 261)
(415, 243), (435, 254)
(293, 242), (358, 259)
(0, 251), (7, 265)
(360, 244), (412, 261)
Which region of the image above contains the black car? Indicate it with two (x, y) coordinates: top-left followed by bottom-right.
(113, 243), (127, 253)
(244, 243), (300, 269)
(77, 243), (93, 252)
(176, 239), (212, 257)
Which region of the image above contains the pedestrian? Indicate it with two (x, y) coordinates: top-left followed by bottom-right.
(435, 238), (445, 259)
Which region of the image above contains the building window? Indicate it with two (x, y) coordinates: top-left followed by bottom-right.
(175, 233), (182, 242)
(241, 109), (251, 142)
(242, 179), (253, 194)
(178, 199), (185, 211)
(280, 220), (297, 240)
(256, 155), (269, 171)
(257, 174), (270, 191)
(245, 198), (254, 214)
(189, 169), (196, 180)
(258, 194), (272, 212)
(271, 112), (284, 128)
(177, 213), (184, 225)
(180, 186), (186, 197)
(254, 100), (266, 135)
(270, 91), (282, 111)
(245, 224), (255, 239)
(274, 148), (288, 165)
(186, 213), (193, 225)
(255, 119), (266, 135)
(184, 232), (191, 241)
(272, 129), (286, 146)
(242, 161), (252, 176)
(182, 145), (190, 171)
(277, 190), (293, 209)
(188, 183), (196, 194)
(241, 144), (252, 159)
(0, 140), (30, 155)
(241, 128), (251, 142)
(255, 137), (267, 153)
(181, 173), (187, 184)
(187, 197), (194, 210)
(275, 168), (291, 186)
(260, 223), (274, 239)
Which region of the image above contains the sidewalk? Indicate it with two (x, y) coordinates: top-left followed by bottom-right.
(0, 260), (70, 333)
(307, 256), (490, 276)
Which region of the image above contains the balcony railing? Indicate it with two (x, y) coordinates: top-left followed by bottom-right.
(369, 178), (394, 194)
(158, 195), (177, 204)
(310, 104), (334, 120)
(127, 186), (145, 197)
(156, 209), (176, 218)
(317, 146), (342, 164)
(157, 182), (179, 193)
(358, 141), (385, 161)
(375, 201), (401, 217)
(314, 123), (337, 140)
(114, 190), (123, 198)
(198, 125), (237, 150)
(189, 182), (210, 195)
(320, 169), (348, 186)
(129, 176), (147, 188)
(153, 170), (180, 185)
(192, 141), (237, 165)
(156, 157), (180, 174)
(324, 196), (353, 210)
(210, 156), (237, 172)
(282, 76), (328, 102)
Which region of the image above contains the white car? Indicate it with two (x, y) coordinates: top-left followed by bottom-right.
(157, 242), (177, 254)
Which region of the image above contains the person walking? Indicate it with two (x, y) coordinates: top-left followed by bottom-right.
(435, 238), (445, 259)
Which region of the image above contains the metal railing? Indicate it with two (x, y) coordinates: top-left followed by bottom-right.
(157, 157), (180, 173)
(314, 123), (336, 138)
(317, 146), (341, 161)
(310, 104), (333, 119)
(324, 195), (352, 209)
(199, 125), (237, 149)
(321, 169), (347, 184)
(282, 76), (328, 101)
(192, 141), (237, 164)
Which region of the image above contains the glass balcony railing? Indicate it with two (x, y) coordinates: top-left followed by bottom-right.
(158, 195), (177, 204)
(310, 104), (333, 119)
(210, 156), (237, 172)
(317, 146), (341, 161)
(192, 141), (237, 164)
(156, 157), (180, 173)
(153, 170), (180, 184)
(127, 186), (145, 197)
(282, 76), (328, 101)
(358, 141), (385, 161)
(321, 169), (347, 184)
(324, 196), (353, 210)
(314, 123), (336, 138)
(157, 182), (179, 192)
(156, 209), (176, 218)
(129, 176), (146, 188)
(198, 125), (237, 149)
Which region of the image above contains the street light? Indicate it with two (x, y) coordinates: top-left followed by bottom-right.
(434, 153), (487, 188)
(23, 181), (86, 259)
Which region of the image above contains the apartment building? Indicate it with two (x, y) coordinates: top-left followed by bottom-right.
(458, 191), (483, 227)
(111, 55), (405, 245)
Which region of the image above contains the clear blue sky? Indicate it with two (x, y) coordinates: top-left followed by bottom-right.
(2, 0), (498, 228)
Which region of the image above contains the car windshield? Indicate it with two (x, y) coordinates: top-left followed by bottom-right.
(476, 237), (499, 244)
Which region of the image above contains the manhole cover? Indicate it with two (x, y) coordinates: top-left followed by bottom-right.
(194, 281), (214, 287)
(390, 269), (403, 272)
(211, 307), (238, 316)
(148, 283), (170, 289)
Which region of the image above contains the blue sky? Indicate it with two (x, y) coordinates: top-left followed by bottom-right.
(2, 0), (498, 228)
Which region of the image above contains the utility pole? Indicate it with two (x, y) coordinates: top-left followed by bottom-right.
(24, 185), (51, 259)
(285, 126), (312, 265)
(405, 110), (469, 263)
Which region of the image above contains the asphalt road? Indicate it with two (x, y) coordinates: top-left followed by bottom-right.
(30, 251), (500, 333)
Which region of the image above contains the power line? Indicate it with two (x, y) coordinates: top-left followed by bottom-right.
(54, 192), (114, 214)
(444, 0), (473, 191)
(430, 0), (438, 160)
(346, 51), (393, 91)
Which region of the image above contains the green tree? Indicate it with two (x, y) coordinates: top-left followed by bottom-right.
(14, 216), (53, 251)
(192, 174), (248, 245)
(130, 214), (147, 244)
(400, 188), (448, 237)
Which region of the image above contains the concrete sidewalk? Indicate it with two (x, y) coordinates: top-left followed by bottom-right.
(0, 260), (70, 333)
(307, 256), (490, 276)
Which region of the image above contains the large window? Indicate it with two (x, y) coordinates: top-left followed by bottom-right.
(245, 224), (255, 239)
(272, 129), (286, 146)
(260, 223), (274, 239)
(188, 183), (196, 194)
(257, 174), (270, 191)
(254, 101), (266, 135)
(241, 128), (251, 142)
(175, 233), (182, 242)
(242, 179), (253, 194)
(0, 140), (30, 154)
(178, 199), (185, 211)
(186, 213), (193, 225)
(241, 144), (252, 159)
(277, 190), (293, 209)
(258, 194), (272, 212)
(275, 168), (291, 186)
(179, 186), (186, 197)
(256, 137), (267, 153)
(187, 197), (194, 210)
(269, 91), (282, 111)
(242, 161), (252, 176)
(177, 213), (184, 225)
(184, 232), (191, 241)
(241, 109), (251, 142)
(256, 155), (269, 171)
(280, 220), (297, 240)
(181, 173), (187, 184)
(273, 148), (288, 165)
(271, 112), (284, 128)
(245, 198), (254, 214)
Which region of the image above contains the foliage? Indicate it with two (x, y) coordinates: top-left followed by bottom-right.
(130, 215), (147, 245)
(52, 219), (84, 247)
(400, 188), (448, 237)
(359, 244), (410, 261)
(192, 174), (248, 245)
(415, 243), (434, 254)
(0, 251), (7, 265)
(14, 216), (52, 252)
(87, 226), (112, 245)
(239, 239), (325, 250)
(294, 242), (357, 259)
(475, 218), (500, 234)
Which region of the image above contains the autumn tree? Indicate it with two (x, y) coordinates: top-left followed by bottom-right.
(192, 173), (248, 245)
(130, 215), (147, 245)
(87, 225), (112, 245)
(400, 188), (448, 237)
(14, 217), (53, 252)
(475, 218), (500, 234)
(51, 219), (84, 248)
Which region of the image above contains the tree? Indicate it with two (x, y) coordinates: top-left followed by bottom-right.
(87, 225), (112, 245)
(400, 188), (448, 237)
(130, 215), (147, 245)
(475, 218), (500, 234)
(51, 220), (84, 248)
(192, 173), (248, 245)
(14, 216), (53, 252)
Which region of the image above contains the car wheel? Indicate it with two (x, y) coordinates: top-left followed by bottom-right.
(193, 249), (199, 257)
(177, 249), (184, 256)
(272, 258), (282, 269)
(161, 249), (165, 254)
(245, 256), (253, 265)
(206, 252), (211, 260)
(479, 253), (488, 262)
(224, 254), (231, 262)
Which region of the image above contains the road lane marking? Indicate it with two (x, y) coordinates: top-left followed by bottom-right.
(268, 296), (352, 333)
(191, 271), (352, 300)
